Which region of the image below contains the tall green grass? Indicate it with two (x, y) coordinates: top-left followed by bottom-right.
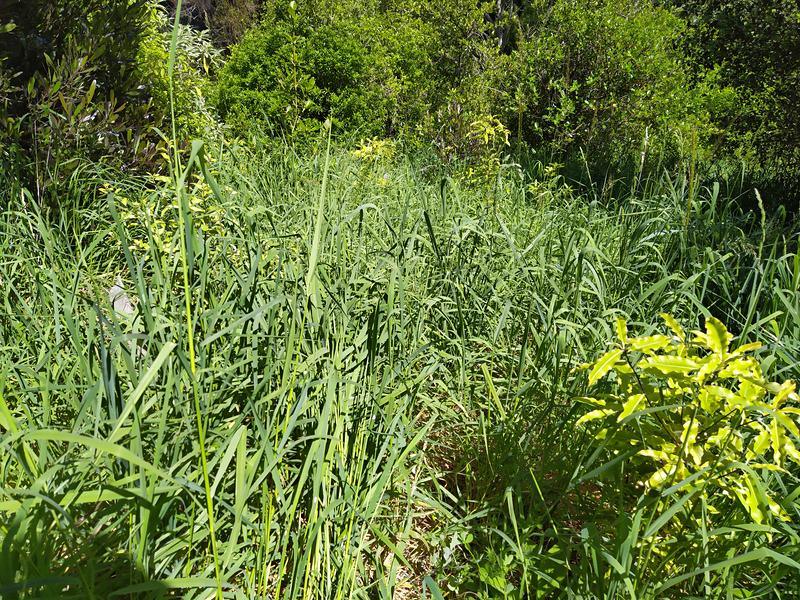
(0, 141), (798, 598)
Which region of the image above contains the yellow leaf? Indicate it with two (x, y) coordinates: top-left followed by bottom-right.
(783, 439), (800, 465)
(648, 465), (674, 489)
(768, 497), (790, 522)
(693, 331), (710, 348)
(718, 357), (761, 380)
(705, 316), (732, 357)
(696, 355), (722, 383)
(753, 427), (771, 455)
(771, 380), (796, 408)
(576, 409), (615, 426)
(734, 477), (765, 524)
(730, 341), (763, 357)
(574, 396), (608, 407)
(638, 448), (670, 462)
(738, 378), (767, 403)
(771, 419), (785, 466)
(618, 394), (646, 422)
(699, 385), (733, 412)
(588, 348), (623, 386)
(628, 335), (670, 354)
(776, 411), (800, 438)
(688, 444), (704, 466)
(641, 355), (699, 374)
(615, 317), (628, 345)
(748, 463), (785, 472)
(660, 313), (685, 340)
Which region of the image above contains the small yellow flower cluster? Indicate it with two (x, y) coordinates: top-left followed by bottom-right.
(353, 138), (397, 163)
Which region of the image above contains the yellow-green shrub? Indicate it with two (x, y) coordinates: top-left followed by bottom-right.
(578, 315), (800, 524)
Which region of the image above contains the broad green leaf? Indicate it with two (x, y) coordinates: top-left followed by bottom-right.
(705, 316), (732, 357)
(85, 79), (97, 106)
(641, 355), (699, 374)
(615, 317), (628, 345)
(588, 348), (623, 386)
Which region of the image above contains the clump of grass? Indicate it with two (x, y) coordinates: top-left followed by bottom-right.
(0, 139), (798, 598)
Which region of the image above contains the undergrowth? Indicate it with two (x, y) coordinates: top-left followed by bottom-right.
(1, 141), (799, 598)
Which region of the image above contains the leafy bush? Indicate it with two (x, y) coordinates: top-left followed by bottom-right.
(0, 1), (150, 188)
(574, 314), (800, 592)
(213, 4), (435, 141)
(580, 315), (800, 515)
(0, 1), (219, 206)
(135, 8), (223, 145)
(512, 0), (734, 170)
(667, 0), (800, 197)
(108, 174), (230, 259)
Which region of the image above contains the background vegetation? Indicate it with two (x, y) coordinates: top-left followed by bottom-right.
(1, 0), (799, 598)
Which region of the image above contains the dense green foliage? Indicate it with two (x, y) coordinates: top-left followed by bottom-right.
(1, 0), (800, 598)
(512, 0), (731, 167)
(668, 0), (800, 187)
(214, 0), (733, 171)
(2, 141), (800, 598)
(214, 6), (434, 140)
(0, 1), (218, 205)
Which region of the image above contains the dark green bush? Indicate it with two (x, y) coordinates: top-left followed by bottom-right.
(666, 0), (800, 201)
(0, 0), (151, 190)
(213, 4), (435, 142)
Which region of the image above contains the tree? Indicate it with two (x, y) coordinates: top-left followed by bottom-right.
(667, 0), (800, 186)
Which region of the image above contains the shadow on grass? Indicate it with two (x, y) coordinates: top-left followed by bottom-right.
(0, 500), (172, 600)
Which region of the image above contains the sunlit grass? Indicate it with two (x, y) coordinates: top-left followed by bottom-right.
(0, 141), (798, 598)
